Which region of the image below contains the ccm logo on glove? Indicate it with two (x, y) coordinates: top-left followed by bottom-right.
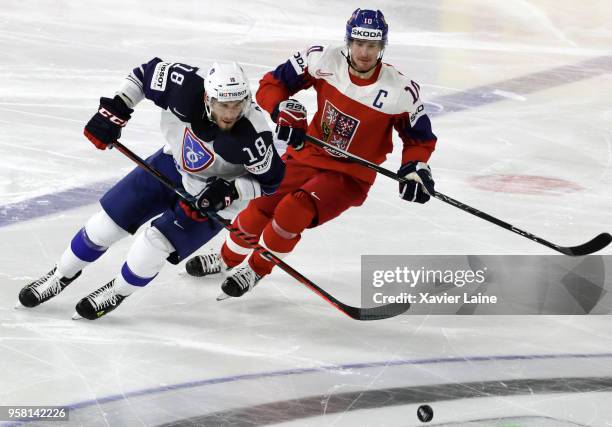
(83, 96), (133, 150)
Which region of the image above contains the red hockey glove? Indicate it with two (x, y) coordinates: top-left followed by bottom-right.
(84, 96), (133, 150)
(272, 99), (307, 150)
(179, 200), (209, 222)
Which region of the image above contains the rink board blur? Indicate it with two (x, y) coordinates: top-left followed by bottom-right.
(1, 1), (612, 426)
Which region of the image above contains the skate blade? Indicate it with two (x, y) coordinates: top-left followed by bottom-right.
(71, 312), (83, 320)
(13, 300), (25, 309)
(216, 292), (232, 301)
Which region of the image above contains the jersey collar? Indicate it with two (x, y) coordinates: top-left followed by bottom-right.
(348, 62), (382, 86)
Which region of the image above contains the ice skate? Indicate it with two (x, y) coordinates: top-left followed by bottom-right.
(217, 265), (262, 300)
(73, 280), (127, 320)
(185, 252), (230, 277)
(17, 267), (81, 308)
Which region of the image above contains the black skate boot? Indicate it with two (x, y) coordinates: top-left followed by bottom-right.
(218, 265), (262, 300)
(18, 267), (82, 308)
(73, 280), (127, 320)
(185, 252), (229, 277)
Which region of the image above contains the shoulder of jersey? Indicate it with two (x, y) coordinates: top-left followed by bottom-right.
(213, 105), (272, 166)
(148, 60), (202, 86)
(161, 63), (203, 96)
(147, 61), (203, 96)
(242, 102), (271, 136)
(219, 105), (271, 149)
(306, 44), (344, 76)
(194, 68), (207, 81)
(151, 64), (202, 121)
(378, 63), (424, 111)
(176, 66), (202, 90)
(379, 63), (414, 87)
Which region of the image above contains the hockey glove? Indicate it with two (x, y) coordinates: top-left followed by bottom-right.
(398, 161), (435, 204)
(178, 200), (209, 222)
(196, 177), (239, 212)
(84, 96), (133, 150)
(272, 99), (307, 150)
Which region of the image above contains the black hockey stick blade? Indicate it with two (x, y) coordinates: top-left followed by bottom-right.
(557, 232), (612, 256)
(344, 302), (412, 321)
(279, 262), (411, 320)
(212, 218), (411, 321)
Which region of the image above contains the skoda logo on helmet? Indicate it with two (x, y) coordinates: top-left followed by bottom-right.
(345, 8), (388, 45)
(351, 27), (383, 40)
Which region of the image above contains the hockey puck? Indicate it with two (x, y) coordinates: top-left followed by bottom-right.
(417, 404), (433, 422)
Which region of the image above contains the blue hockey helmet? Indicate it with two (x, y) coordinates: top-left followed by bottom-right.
(345, 8), (388, 45)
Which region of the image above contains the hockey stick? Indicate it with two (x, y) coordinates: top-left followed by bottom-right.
(110, 141), (409, 320)
(304, 134), (611, 256)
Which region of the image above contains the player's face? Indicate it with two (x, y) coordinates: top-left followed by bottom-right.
(210, 99), (246, 130)
(349, 39), (383, 72)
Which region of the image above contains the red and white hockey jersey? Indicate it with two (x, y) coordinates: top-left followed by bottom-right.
(256, 45), (437, 184)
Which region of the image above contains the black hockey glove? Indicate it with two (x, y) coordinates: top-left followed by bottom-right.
(195, 177), (239, 212)
(272, 99), (308, 150)
(398, 161), (435, 204)
(84, 96), (133, 150)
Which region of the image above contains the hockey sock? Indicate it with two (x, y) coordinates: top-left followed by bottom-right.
(57, 210), (129, 278)
(114, 226), (174, 296)
(250, 191), (316, 276)
(221, 205), (271, 267)
(58, 228), (106, 279)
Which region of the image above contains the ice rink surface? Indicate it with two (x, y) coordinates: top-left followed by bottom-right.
(1, 0), (612, 425)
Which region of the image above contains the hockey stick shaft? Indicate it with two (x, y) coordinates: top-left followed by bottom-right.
(304, 134), (611, 256)
(111, 141), (409, 320)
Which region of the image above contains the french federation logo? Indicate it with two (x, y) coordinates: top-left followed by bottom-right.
(182, 128), (214, 172)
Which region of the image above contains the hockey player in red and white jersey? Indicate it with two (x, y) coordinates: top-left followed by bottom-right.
(186, 8), (438, 298)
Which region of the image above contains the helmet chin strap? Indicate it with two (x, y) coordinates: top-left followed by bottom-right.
(204, 93), (214, 121)
(342, 48), (384, 75)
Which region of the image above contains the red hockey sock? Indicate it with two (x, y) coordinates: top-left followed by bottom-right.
(222, 205), (271, 268)
(250, 191), (317, 276)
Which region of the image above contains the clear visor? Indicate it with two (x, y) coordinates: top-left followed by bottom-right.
(347, 38), (385, 49)
(208, 97), (248, 122)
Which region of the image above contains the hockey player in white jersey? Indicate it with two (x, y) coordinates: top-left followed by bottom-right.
(16, 59), (285, 320)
